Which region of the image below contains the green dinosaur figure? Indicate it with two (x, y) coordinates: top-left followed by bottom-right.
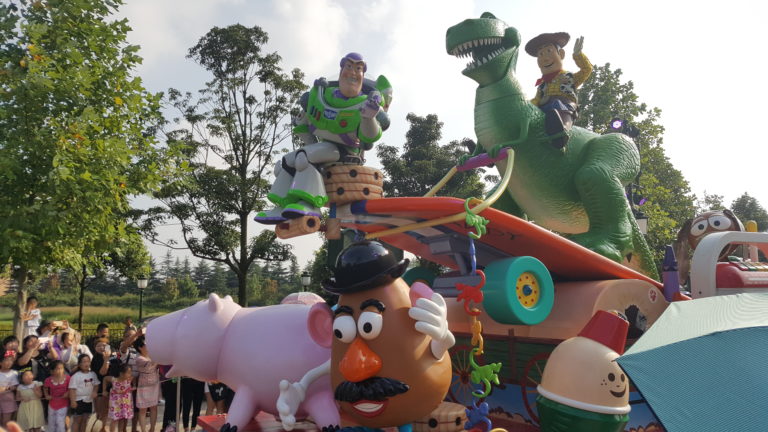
(446, 12), (659, 279)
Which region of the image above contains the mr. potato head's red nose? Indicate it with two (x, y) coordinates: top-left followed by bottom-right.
(339, 337), (382, 382)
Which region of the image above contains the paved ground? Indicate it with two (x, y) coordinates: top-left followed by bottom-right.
(85, 401), (212, 432)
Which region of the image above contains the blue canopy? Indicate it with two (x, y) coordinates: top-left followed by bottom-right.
(617, 292), (768, 432)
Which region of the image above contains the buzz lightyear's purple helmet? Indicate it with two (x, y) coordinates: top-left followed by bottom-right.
(339, 52), (367, 72)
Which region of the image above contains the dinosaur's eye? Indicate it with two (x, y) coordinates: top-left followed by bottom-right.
(708, 215), (732, 231)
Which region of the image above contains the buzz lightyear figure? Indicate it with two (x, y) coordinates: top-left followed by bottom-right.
(255, 53), (392, 223)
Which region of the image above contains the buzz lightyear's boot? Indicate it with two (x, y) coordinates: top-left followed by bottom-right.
(282, 150), (329, 219)
(254, 157), (295, 224)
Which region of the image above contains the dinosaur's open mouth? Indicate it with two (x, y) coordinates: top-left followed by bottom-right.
(449, 37), (505, 71)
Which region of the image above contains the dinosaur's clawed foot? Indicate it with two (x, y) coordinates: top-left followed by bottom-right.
(568, 231), (627, 263)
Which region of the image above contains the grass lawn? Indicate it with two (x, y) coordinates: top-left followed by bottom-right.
(0, 305), (165, 329)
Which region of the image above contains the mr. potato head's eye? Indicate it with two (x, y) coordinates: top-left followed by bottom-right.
(332, 315), (356, 343)
(690, 220), (708, 236)
(357, 311), (383, 340)
(708, 215), (732, 231)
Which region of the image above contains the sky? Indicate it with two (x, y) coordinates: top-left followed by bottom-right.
(119, 0), (768, 268)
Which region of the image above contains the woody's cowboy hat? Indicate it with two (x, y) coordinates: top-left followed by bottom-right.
(322, 241), (409, 294)
(525, 32), (570, 56)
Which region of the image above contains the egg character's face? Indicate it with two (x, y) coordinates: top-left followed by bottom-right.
(687, 210), (743, 254)
(330, 278), (452, 428)
(601, 369), (628, 399)
(538, 337), (630, 413)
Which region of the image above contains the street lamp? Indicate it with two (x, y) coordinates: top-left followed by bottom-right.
(137, 277), (148, 321)
(634, 209), (649, 235)
(301, 272), (311, 291)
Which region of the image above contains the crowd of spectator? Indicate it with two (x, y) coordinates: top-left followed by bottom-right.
(2, 301), (233, 432)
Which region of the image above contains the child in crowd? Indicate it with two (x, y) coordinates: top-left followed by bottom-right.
(1, 338), (18, 355)
(15, 370), (44, 432)
(204, 381), (232, 415)
(69, 354), (100, 432)
(134, 336), (159, 432)
(0, 352), (18, 428)
(103, 364), (134, 432)
(22, 297), (42, 338)
(43, 361), (70, 432)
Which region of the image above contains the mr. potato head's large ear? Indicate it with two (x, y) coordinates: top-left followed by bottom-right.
(307, 302), (333, 349)
(723, 209), (745, 231)
(677, 218), (693, 246)
(409, 282), (435, 306)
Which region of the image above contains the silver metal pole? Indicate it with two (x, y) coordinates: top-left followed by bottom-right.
(176, 377), (182, 431)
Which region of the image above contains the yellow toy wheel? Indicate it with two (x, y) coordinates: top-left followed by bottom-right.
(516, 272), (541, 308)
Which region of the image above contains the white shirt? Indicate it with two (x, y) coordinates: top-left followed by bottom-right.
(61, 344), (93, 374)
(25, 309), (41, 328)
(68, 371), (99, 402)
(0, 370), (18, 389)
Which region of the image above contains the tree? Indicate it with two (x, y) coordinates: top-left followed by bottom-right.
(207, 262), (228, 296)
(192, 259), (211, 293)
(176, 274), (198, 298)
(161, 277), (179, 301)
(576, 63), (697, 268)
(696, 192), (726, 213)
(304, 241), (336, 303)
(141, 24), (306, 306)
(730, 193), (768, 231)
(0, 0), (167, 337)
(70, 233), (150, 331)
(377, 113), (487, 198)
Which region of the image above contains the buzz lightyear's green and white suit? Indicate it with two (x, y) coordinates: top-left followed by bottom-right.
(255, 76), (392, 223)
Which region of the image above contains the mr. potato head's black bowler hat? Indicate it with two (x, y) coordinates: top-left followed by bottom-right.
(322, 241), (409, 294)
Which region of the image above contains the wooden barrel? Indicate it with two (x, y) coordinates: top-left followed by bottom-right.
(275, 215), (321, 239)
(325, 182), (383, 204)
(323, 165), (384, 187)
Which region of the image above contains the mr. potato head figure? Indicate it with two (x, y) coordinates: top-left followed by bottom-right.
(324, 241), (455, 431)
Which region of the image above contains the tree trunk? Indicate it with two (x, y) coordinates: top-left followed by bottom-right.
(77, 268), (86, 333)
(12, 266), (28, 340)
(238, 211), (248, 307)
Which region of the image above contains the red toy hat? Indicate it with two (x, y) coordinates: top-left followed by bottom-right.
(578, 310), (629, 355)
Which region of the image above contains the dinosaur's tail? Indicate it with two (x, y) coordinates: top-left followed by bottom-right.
(626, 209), (660, 280)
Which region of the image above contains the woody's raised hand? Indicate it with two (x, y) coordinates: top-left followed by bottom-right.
(574, 36), (585, 55)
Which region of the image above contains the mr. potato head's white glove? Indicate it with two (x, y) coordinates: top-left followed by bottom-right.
(277, 380), (306, 431)
(408, 293), (456, 359)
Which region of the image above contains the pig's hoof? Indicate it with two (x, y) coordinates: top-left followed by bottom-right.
(220, 423), (237, 432)
(321, 426), (340, 432)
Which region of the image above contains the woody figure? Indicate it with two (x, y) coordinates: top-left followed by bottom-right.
(526, 33), (592, 149)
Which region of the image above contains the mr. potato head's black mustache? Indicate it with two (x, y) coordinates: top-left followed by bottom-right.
(334, 377), (409, 403)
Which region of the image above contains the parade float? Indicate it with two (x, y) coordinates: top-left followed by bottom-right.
(146, 11), (768, 432)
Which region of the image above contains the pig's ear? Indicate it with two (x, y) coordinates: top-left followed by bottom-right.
(208, 293), (223, 313)
(307, 302), (333, 348)
(165, 365), (181, 378)
(223, 295), (234, 303)
(409, 281), (434, 306)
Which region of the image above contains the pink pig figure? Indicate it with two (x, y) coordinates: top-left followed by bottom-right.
(146, 293), (339, 432)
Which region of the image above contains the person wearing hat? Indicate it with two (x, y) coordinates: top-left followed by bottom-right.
(277, 241), (454, 431)
(526, 32), (592, 149)
(255, 53), (393, 224)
